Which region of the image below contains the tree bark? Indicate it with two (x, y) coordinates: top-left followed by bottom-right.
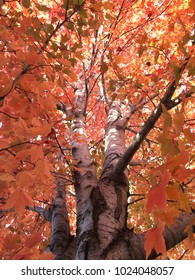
(49, 60), (194, 260)
(50, 178), (76, 260)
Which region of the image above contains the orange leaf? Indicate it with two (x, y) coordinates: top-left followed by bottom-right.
(115, 55), (124, 64)
(146, 169), (169, 213)
(15, 145), (43, 163)
(25, 51), (39, 64)
(6, 190), (33, 214)
(159, 207), (179, 227)
(3, 234), (21, 251)
(184, 128), (195, 145)
(34, 159), (53, 181)
(174, 166), (194, 182)
(144, 221), (166, 258)
(0, 174), (15, 182)
(166, 149), (189, 174)
(16, 171), (34, 188)
(189, 0), (195, 10)
(161, 104), (172, 128)
(0, 174), (15, 193)
(25, 231), (42, 248)
(13, 248), (34, 260)
(12, 118), (31, 138)
(0, 80), (13, 98)
(166, 183), (180, 201)
(39, 252), (54, 260)
(30, 145), (44, 162)
(29, 121), (52, 138)
(180, 192), (191, 212)
(145, 186), (167, 213)
(173, 109), (184, 135)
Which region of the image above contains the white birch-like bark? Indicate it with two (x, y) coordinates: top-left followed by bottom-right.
(57, 57), (193, 259)
(69, 82), (98, 259)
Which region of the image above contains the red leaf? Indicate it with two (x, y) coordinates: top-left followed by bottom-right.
(146, 169), (169, 213)
(25, 231), (42, 248)
(144, 221), (166, 258)
(6, 190), (33, 214)
(16, 171), (34, 188)
(173, 109), (184, 135)
(145, 186), (167, 213)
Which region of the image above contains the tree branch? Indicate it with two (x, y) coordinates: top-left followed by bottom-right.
(49, 177), (74, 259)
(166, 89), (195, 110)
(110, 58), (190, 181)
(26, 205), (52, 222)
(127, 213), (195, 260)
(149, 213), (195, 259)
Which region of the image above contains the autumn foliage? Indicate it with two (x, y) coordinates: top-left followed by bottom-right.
(0, 0), (195, 260)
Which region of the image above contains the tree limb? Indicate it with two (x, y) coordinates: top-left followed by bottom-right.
(110, 58), (190, 181)
(49, 178), (74, 259)
(127, 213), (195, 260)
(26, 205), (52, 222)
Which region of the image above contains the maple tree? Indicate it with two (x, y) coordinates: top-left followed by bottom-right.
(0, 0), (195, 260)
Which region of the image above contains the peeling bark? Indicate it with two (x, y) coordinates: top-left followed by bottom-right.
(70, 82), (98, 259)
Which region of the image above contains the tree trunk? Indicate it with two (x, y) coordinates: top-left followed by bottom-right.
(50, 74), (195, 260)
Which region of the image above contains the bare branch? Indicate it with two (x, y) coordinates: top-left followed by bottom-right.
(26, 206), (52, 222)
(0, 140), (39, 153)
